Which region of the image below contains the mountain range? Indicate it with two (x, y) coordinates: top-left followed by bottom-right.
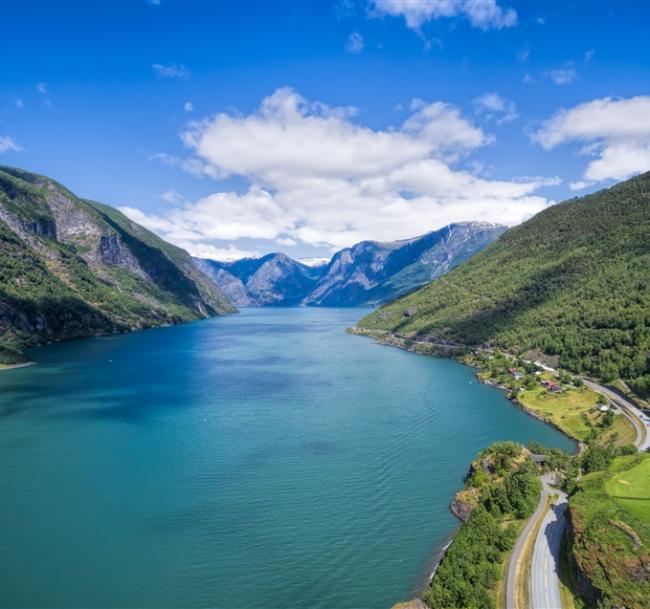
(0, 166), (235, 364)
(357, 170), (650, 394)
(195, 222), (506, 307)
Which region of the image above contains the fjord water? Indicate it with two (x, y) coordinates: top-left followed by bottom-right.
(0, 308), (572, 609)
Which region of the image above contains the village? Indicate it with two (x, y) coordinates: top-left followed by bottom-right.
(462, 350), (636, 447)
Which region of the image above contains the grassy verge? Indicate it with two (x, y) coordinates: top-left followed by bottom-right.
(495, 517), (524, 609)
(516, 497), (551, 609)
(609, 379), (650, 411)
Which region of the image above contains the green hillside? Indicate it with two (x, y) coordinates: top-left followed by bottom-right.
(569, 453), (650, 609)
(0, 166), (235, 363)
(357, 172), (650, 391)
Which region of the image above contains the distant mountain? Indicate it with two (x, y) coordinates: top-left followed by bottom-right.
(0, 166), (235, 364)
(194, 253), (326, 306)
(357, 171), (650, 391)
(195, 222), (505, 308)
(304, 222), (507, 307)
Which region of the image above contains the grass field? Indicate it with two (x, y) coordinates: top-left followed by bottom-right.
(605, 457), (650, 523)
(517, 386), (599, 440)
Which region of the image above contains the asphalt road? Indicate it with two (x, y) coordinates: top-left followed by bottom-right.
(583, 379), (650, 451)
(505, 473), (553, 609)
(531, 480), (568, 609)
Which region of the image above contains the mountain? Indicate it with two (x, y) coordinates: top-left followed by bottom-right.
(357, 171), (650, 391)
(0, 166), (235, 364)
(194, 253), (326, 306)
(304, 222), (507, 306)
(195, 222), (505, 308)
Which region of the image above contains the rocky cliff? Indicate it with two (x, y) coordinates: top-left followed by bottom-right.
(0, 166), (235, 363)
(196, 222), (505, 308)
(194, 253), (326, 306)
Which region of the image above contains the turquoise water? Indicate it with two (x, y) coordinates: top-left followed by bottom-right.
(0, 308), (573, 609)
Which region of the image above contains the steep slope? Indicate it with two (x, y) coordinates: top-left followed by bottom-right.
(194, 253), (325, 306)
(0, 166), (235, 363)
(196, 222), (504, 308)
(568, 453), (650, 609)
(304, 222), (506, 306)
(357, 171), (650, 388)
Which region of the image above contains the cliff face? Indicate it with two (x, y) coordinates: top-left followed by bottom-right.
(304, 222), (506, 307)
(195, 222), (505, 308)
(0, 166), (235, 363)
(194, 253), (326, 306)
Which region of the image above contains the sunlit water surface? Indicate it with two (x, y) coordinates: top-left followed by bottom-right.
(0, 308), (573, 608)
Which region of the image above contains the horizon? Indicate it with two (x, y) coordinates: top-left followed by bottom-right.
(2, 0), (650, 261)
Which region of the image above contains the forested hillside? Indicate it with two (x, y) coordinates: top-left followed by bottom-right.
(0, 166), (235, 363)
(358, 172), (650, 392)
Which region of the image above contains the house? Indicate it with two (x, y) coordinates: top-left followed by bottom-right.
(598, 404), (610, 413)
(508, 368), (523, 380)
(530, 454), (547, 465)
(542, 379), (562, 393)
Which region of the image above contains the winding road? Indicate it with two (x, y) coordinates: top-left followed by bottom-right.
(522, 379), (648, 609)
(583, 379), (650, 451)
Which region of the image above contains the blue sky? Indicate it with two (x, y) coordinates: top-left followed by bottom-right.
(1, 0), (650, 260)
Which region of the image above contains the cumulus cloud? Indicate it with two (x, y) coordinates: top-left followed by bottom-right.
(533, 96), (650, 183)
(152, 63), (191, 80)
(184, 101), (194, 112)
(36, 82), (48, 94)
(130, 88), (556, 255)
(346, 31), (365, 54)
(0, 136), (22, 154)
(370, 0), (517, 31)
(473, 92), (517, 124)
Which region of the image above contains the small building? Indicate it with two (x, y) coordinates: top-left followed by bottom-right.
(508, 367), (523, 380)
(598, 404), (610, 413)
(542, 380), (562, 393)
(530, 454), (547, 465)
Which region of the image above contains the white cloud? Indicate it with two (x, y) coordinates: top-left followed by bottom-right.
(150, 152), (220, 179)
(547, 67), (577, 85)
(152, 63), (191, 80)
(569, 181), (591, 191)
(473, 92), (517, 124)
(184, 101), (194, 112)
(128, 88), (556, 255)
(36, 82), (47, 94)
(276, 237), (298, 246)
(161, 190), (186, 205)
(370, 0), (517, 31)
(346, 31), (365, 54)
(533, 96), (650, 183)
(0, 136), (22, 154)
(15, 98), (23, 109)
(190, 243), (260, 262)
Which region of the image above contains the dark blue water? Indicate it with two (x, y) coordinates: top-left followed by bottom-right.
(0, 308), (573, 609)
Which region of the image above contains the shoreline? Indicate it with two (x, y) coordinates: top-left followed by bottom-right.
(352, 327), (581, 448)
(0, 361), (35, 372)
(353, 328), (581, 608)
